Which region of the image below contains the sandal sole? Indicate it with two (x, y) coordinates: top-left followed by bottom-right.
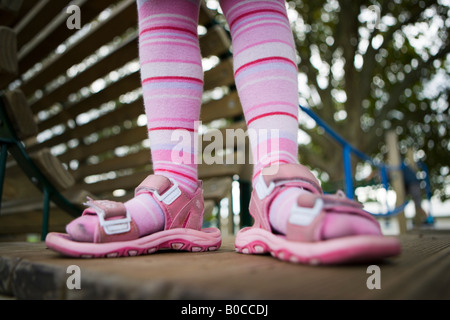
(45, 227), (221, 258)
(235, 227), (401, 265)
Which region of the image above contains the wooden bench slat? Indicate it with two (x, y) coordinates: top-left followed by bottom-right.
(30, 148), (75, 191)
(199, 154), (246, 179)
(203, 177), (233, 203)
(20, 0), (137, 97)
(199, 24), (230, 58)
(30, 98), (143, 153)
(198, 2), (216, 27)
(17, 0), (116, 74)
(72, 149), (151, 182)
(29, 34), (138, 114)
(78, 169), (150, 195)
(58, 126), (147, 164)
(0, 27), (17, 78)
(35, 90), (244, 155)
(14, 0), (70, 50)
(200, 90), (242, 123)
(204, 57), (234, 91)
(75, 148), (245, 195)
(0, 0), (27, 28)
(36, 71), (141, 133)
(70, 120), (247, 182)
(2, 89), (37, 139)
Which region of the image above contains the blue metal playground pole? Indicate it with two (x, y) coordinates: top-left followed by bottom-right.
(343, 145), (354, 199)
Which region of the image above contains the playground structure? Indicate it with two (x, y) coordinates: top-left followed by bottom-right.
(299, 105), (434, 234)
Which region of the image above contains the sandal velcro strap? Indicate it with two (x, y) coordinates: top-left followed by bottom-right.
(135, 175), (204, 231)
(83, 197), (139, 243)
(135, 175), (182, 205)
(84, 197), (131, 235)
(255, 163), (323, 199)
(286, 191), (377, 242)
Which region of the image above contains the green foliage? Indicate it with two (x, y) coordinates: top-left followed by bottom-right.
(290, 0), (449, 199)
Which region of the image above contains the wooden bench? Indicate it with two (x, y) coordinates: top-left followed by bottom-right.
(0, 0), (252, 240)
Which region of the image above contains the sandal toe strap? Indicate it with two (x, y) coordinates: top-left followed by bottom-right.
(286, 192), (378, 242)
(83, 197), (139, 243)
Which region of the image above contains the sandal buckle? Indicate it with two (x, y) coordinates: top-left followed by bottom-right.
(85, 199), (132, 235)
(289, 198), (324, 226)
(153, 178), (182, 205)
(98, 211), (132, 235)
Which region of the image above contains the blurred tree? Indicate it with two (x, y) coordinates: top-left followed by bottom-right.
(290, 0), (449, 199)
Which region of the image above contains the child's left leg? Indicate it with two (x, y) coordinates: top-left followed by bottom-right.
(220, 0), (401, 264)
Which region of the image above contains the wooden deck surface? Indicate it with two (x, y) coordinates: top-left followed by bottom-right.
(0, 230), (448, 300)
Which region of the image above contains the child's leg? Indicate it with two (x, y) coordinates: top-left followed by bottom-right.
(220, 0), (305, 234)
(220, 0), (378, 237)
(139, 0), (203, 194)
(66, 0), (203, 242)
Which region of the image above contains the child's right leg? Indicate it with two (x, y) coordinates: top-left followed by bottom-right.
(66, 0), (204, 242)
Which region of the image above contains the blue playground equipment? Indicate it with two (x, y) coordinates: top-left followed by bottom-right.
(298, 104), (434, 223)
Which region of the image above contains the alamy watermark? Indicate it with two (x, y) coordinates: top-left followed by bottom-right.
(66, 265), (81, 290)
(168, 122), (282, 173)
(366, 265), (381, 290)
(66, 5), (81, 30)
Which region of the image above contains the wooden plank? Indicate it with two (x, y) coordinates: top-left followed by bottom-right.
(78, 169), (150, 195)
(203, 57), (234, 91)
(199, 24), (230, 58)
(2, 157), (39, 202)
(30, 98), (143, 153)
(199, 152), (246, 179)
(0, 0), (26, 27)
(200, 90), (243, 123)
(203, 177), (233, 203)
(0, 27), (17, 80)
(2, 89), (38, 139)
(13, 0), (69, 50)
(72, 149), (151, 182)
(36, 71), (141, 133)
(70, 121), (246, 184)
(30, 148), (75, 190)
(37, 77), (240, 146)
(17, 0), (116, 74)
(58, 126), (147, 164)
(75, 156), (243, 196)
(0, 232), (448, 299)
(198, 2), (216, 27)
(19, 0), (137, 96)
(29, 34), (138, 114)
(0, 208), (73, 235)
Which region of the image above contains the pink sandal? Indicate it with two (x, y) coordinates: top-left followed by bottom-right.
(235, 164), (401, 265)
(45, 175), (221, 258)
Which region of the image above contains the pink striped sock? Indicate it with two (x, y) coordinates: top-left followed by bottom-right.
(138, 0), (202, 194)
(221, 0), (303, 234)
